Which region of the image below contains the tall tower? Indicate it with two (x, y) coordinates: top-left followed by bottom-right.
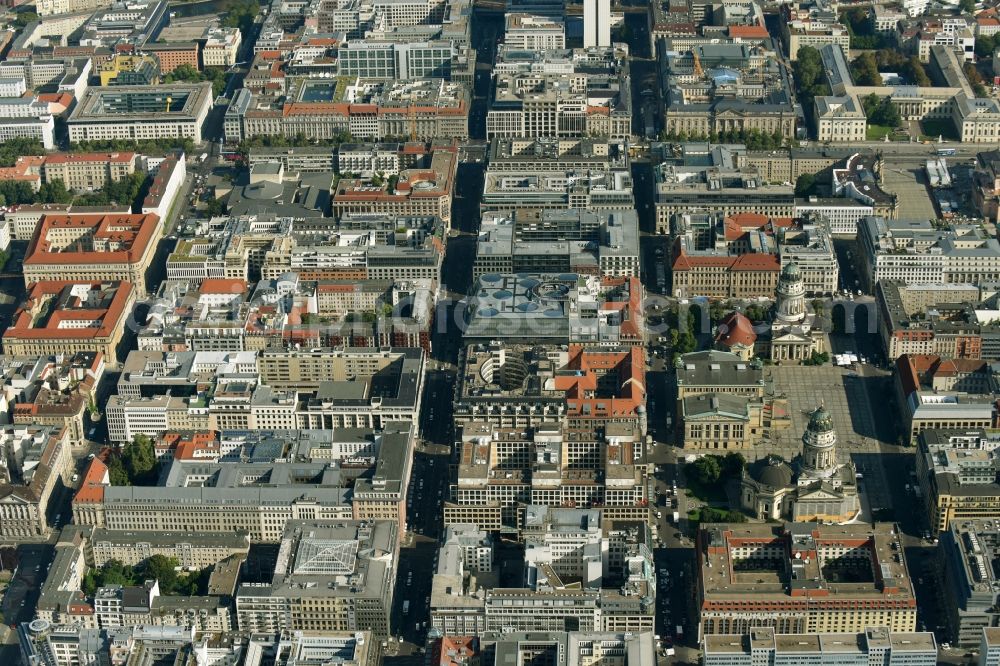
(775, 261), (806, 324)
(584, 0), (611, 48)
(800, 406), (838, 480)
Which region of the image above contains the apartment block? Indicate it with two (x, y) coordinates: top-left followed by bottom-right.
(41, 152), (137, 192)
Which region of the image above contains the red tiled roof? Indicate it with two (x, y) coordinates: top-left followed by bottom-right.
(73, 458), (108, 504)
(44, 152), (135, 164)
(4, 281), (134, 342)
(729, 24), (770, 38)
(24, 213), (159, 267)
(715, 311), (757, 348)
(199, 278), (248, 294)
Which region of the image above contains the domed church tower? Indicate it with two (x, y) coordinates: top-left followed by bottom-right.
(800, 405), (838, 480)
(775, 261), (806, 324)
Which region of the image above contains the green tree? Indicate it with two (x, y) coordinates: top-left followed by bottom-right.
(141, 555), (179, 592)
(975, 35), (997, 59)
(795, 173), (817, 197)
(851, 52), (881, 86)
(905, 57), (931, 87)
(12, 11), (38, 28)
(100, 560), (135, 587)
(688, 456), (721, 486)
(0, 137), (44, 167)
(221, 0), (260, 38)
(721, 452), (746, 478)
(108, 455), (130, 486)
(676, 330), (697, 353)
(959, 0), (975, 12)
(37, 178), (72, 204)
(204, 197), (226, 217)
(123, 434), (156, 483)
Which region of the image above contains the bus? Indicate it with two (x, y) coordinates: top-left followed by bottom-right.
(936, 148), (956, 156)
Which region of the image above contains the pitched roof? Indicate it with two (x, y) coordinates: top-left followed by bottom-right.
(715, 311), (757, 348)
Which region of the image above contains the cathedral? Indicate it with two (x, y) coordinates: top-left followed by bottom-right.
(769, 262), (825, 362)
(740, 406), (860, 523)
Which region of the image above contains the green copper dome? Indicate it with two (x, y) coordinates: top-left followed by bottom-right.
(781, 261), (801, 280)
(807, 406), (834, 432)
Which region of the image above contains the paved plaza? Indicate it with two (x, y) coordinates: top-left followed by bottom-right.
(761, 364), (896, 513)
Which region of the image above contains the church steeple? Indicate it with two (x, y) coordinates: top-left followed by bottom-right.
(775, 261), (805, 324)
(801, 405), (837, 479)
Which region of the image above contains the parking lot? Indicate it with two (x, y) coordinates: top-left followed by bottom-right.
(881, 166), (937, 220)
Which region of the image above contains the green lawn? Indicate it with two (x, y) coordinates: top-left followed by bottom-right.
(919, 119), (960, 141)
(866, 124), (894, 141)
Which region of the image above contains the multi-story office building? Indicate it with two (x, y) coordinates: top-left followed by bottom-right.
(35, 0), (112, 16)
(698, 523), (917, 638)
(859, 217), (1000, 290)
(331, 146), (456, 226)
(481, 169), (634, 214)
(202, 26), (242, 67)
(783, 19), (851, 60)
(504, 14), (565, 50)
(917, 429), (1000, 534)
(482, 631), (656, 666)
(654, 166), (795, 232)
(462, 274), (644, 345)
(487, 137), (629, 173)
(894, 354), (997, 444)
(260, 218), (444, 283)
(474, 209), (639, 280)
(583, 0), (611, 47)
(793, 197), (874, 236)
(703, 627), (936, 666)
(831, 153), (898, 219)
(8, 352), (104, 444)
(67, 84), (213, 143)
(778, 216), (839, 296)
(74, 423), (413, 538)
(88, 528), (250, 569)
(0, 426), (71, 539)
(671, 247), (780, 299)
(227, 79), (469, 143)
(443, 422), (650, 530)
(98, 53), (160, 86)
(23, 213), (161, 293)
(941, 519), (1000, 647)
(487, 72), (631, 140)
(244, 631), (378, 666)
(336, 40), (466, 80)
(876, 281), (985, 360)
(137, 279), (252, 352)
(235, 520), (397, 636)
(3, 281), (136, 361)
(454, 341), (646, 431)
